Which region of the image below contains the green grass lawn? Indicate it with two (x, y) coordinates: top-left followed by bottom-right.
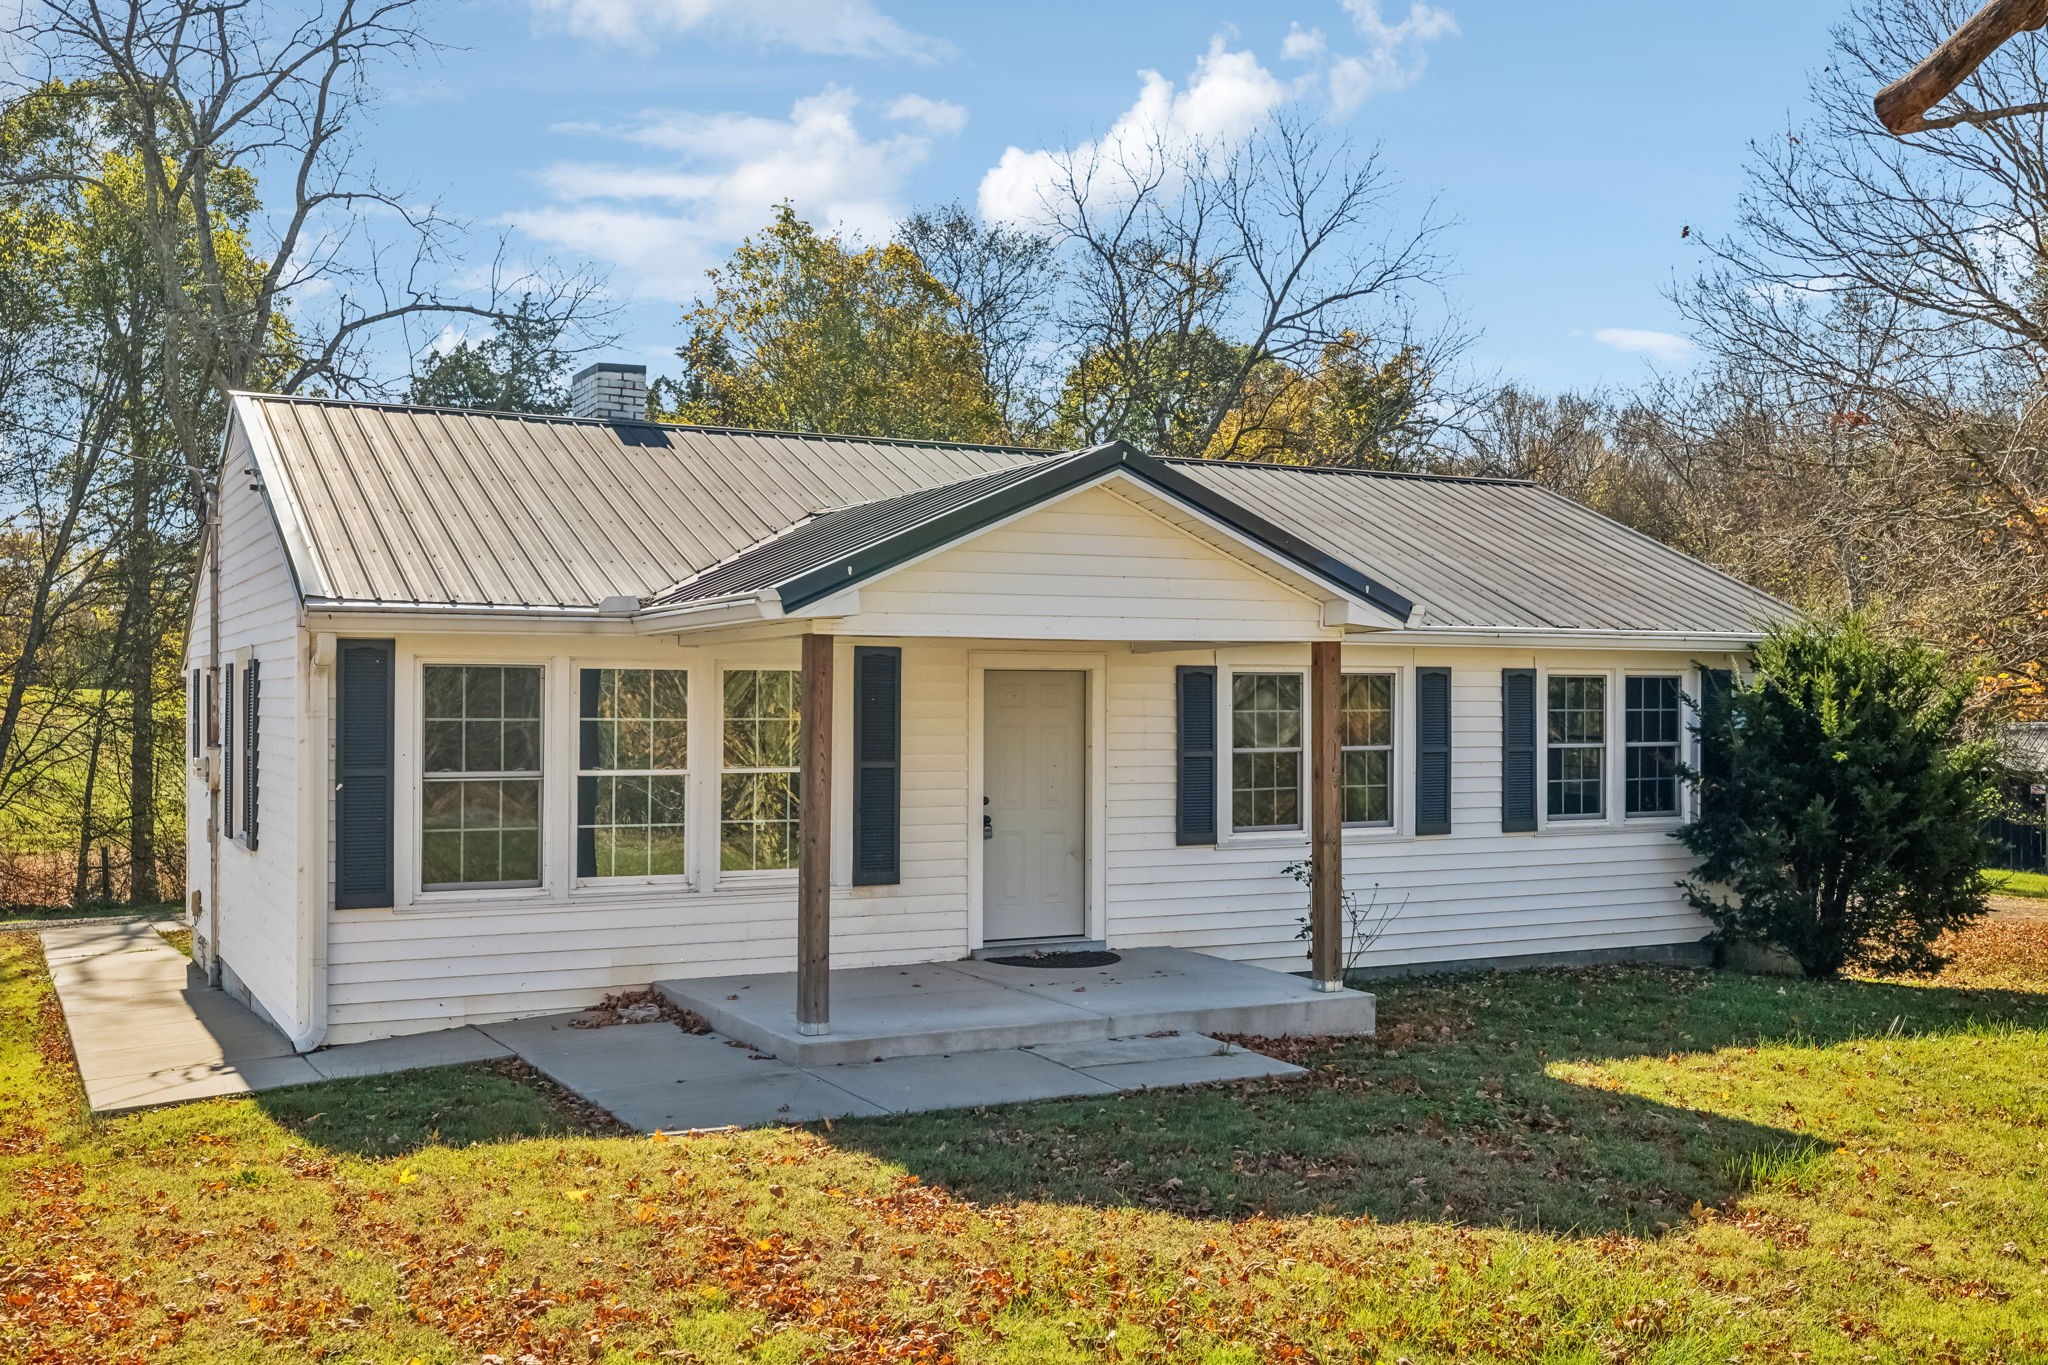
(1987, 867), (2048, 899)
(7, 928), (2048, 1363)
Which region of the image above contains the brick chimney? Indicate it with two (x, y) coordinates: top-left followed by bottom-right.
(570, 362), (648, 422)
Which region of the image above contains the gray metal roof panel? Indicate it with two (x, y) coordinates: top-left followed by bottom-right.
(241, 394), (1790, 633)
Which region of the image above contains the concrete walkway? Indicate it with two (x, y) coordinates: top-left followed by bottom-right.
(476, 1011), (1298, 1131)
(39, 922), (511, 1113)
(40, 925), (1306, 1128)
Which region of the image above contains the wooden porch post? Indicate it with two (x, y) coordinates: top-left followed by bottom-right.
(1309, 640), (1344, 991)
(797, 632), (834, 1034)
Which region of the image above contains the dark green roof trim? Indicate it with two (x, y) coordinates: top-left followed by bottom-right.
(769, 441), (1415, 618)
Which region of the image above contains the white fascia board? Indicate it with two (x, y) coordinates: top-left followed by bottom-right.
(232, 394), (326, 604)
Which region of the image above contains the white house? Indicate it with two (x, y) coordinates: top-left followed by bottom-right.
(184, 363), (1789, 1050)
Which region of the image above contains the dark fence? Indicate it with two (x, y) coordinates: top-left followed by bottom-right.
(1989, 785), (2047, 873)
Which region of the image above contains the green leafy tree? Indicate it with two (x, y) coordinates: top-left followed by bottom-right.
(1678, 614), (2000, 978)
(1049, 325), (1247, 458)
(408, 296), (575, 414)
(656, 206), (1002, 442)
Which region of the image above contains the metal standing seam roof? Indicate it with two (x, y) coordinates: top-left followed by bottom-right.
(236, 392), (1793, 635)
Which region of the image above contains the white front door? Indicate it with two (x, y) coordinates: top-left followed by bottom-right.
(983, 669), (1087, 942)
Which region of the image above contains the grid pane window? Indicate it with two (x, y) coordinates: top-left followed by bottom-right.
(1624, 675), (1682, 817)
(578, 668), (689, 878)
(1545, 674), (1606, 820)
(1231, 672), (1303, 830)
(721, 669), (801, 870)
(422, 665), (542, 888)
(1340, 673), (1394, 826)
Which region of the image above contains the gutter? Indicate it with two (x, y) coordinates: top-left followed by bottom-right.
(1389, 627), (1763, 651)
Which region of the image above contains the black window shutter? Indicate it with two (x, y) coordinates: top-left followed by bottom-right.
(1501, 668), (1538, 833)
(1176, 666), (1218, 845)
(243, 658), (260, 850)
(852, 646), (902, 886)
(222, 662), (236, 841)
(1414, 666), (1452, 835)
(335, 639), (395, 909)
(190, 669), (201, 756)
(1698, 666), (1735, 784)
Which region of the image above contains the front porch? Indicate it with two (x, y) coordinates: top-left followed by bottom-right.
(658, 947), (1376, 1067)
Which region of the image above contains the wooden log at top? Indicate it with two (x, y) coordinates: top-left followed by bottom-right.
(1875, 0), (2048, 134)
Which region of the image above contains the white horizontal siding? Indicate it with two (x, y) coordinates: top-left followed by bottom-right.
(1100, 646), (1709, 972)
(320, 628), (1718, 1044)
(322, 641), (975, 1043)
(186, 424), (305, 1036)
(850, 485), (1328, 641)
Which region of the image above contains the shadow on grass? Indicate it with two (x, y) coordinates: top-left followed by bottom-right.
(252, 1059), (622, 1158)
(820, 966), (2048, 1235)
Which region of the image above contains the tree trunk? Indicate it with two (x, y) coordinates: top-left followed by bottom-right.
(126, 448), (160, 905)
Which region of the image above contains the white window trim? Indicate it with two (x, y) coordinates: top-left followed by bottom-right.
(1533, 664), (1698, 833)
(572, 666), (694, 891)
(1542, 671), (1608, 824)
(1339, 669), (1398, 831)
(1214, 656), (1420, 847)
(715, 664), (804, 877)
(1622, 668), (1693, 825)
(415, 660), (548, 896)
(1223, 666), (1309, 836)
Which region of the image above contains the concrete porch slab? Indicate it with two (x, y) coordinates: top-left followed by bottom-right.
(599, 1070), (887, 1132)
(951, 948), (1376, 1038)
(657, 948), (1373, 1066)
(658, 970), (1111, 1067)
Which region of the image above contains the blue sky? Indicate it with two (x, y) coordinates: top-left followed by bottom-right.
(371, 0), (1845, 395)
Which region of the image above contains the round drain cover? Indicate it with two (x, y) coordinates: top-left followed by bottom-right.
(984, 950), (1121, 969)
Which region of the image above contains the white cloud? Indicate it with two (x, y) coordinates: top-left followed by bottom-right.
(1281, 24), (1326, 62)
(527, 0), (953, 62)
(1591, 327), (1696, 363)
(978, 36), (1291, 227)
(508, 86), (947, 301)
(976, 12), (1458, 227)
(885, 93), (968, 136)
(1327, 1), (1459, 112)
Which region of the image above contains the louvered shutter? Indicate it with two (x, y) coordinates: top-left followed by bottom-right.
(222, 662), (235, 841)
(1501, 668), (1538, 833)
(1698, 666), (1735, 785)
(242, 658), (260, 849)
(852, 646), (902, 886)
(335, 639), (395, 909)
(1176, 666), (1218, 845)
(1414, 666), (1452, 835)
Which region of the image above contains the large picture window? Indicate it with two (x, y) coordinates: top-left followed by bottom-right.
(578, 668), (688, 879)
(1340, 673), (1394, 826)
(1624, 675), (1682, 817)
(422, 664), (542, 889)
(1231, 672), (1303, 831)
(1546, 674), (1606, 819)
(721, 669), (800, 871)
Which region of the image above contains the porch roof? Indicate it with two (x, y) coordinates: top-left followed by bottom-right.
(646, 441), (1415, 620)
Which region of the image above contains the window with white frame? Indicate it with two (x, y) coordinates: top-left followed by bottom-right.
(1231, 672), (1303, 831)
(578, 668), (688, 879)
(421, 664), (543, 889)
(720, 668), (801, 871)
(1546, 674), (1606, 820)
(1624, 675), (1683, 817)
(1340, 672), (1395, 826)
